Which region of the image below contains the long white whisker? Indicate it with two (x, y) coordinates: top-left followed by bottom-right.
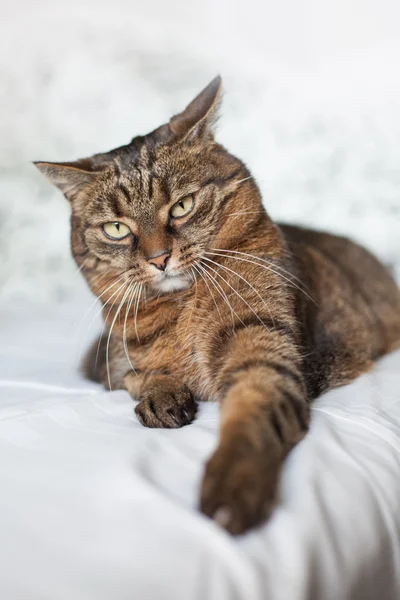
(185, 268), (199, 333)
(133, 283), (143, 341)
(123, 282), (140, 376)
(143, 283), (147, 307)
(197, 263), (233, 316)
(80, 278), (131, 352)
(226, 210), (266, 217)
(88, 280), (130, 375)
(106, 282), (132, 390)
(192, 264), (222, 320)
(201, 260), (270, 331)
(198, 262), (244, 328)
(232, 176), (253, 187)
(208, 248), (317, 305)
(189, 268), (196, 286)
(75, 260), (87, 274)
(177, 268), (203, 355)
(77, 262), (141, 328)
(75, 279), (129, 371)
(73, 273), (128, 337)
(210, 248), (307, 288)
(202, 256), (275, 328)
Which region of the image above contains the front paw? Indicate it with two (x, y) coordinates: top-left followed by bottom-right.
(200, 439), (280, 535)
(135, 384), (197, 429)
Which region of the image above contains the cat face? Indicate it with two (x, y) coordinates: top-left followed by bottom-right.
(35, 77), (261, 298)
(70, 134), (244, 294)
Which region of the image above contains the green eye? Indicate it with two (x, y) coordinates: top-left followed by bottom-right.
(170, 195), (194, 219)
(102, 222), (131, 240)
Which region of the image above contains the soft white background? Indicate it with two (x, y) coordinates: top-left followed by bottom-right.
(1, 6), (400, 599)
(1, 0), (399, 303)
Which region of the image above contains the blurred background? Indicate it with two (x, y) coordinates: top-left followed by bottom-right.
(0, 0), (399, 304)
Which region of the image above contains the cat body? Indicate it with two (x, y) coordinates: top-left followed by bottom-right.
(35, 77), (400, 534)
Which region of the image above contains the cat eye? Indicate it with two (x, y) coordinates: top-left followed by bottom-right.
(102, 222), (131, 240)
(170, 195), (194, 219)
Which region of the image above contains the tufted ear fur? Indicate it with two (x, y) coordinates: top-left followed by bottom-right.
(33, 158), (102, 202)
(167, 75), (222, 143)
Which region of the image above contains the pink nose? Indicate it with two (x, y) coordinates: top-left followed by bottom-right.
(147, 251), (171, 271)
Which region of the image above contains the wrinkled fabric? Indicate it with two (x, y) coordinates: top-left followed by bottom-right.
(0, 302), (399, 600)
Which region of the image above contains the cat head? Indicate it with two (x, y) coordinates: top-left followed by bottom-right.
(35, 76), (263, 298)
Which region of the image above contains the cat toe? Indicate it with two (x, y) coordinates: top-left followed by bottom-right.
(135, 387), (197, 429)
(200, 445), (279, 534)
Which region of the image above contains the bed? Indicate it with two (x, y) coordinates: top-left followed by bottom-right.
(0, 300), (400, 600)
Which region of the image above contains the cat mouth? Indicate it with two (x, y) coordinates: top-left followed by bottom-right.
(150, 268), (193, 293)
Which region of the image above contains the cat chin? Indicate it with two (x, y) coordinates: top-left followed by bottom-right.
(150, 273), (192, 294)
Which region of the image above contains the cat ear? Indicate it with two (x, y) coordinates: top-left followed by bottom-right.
(33, 159), (99, 202)
(169, 75), (222, 143)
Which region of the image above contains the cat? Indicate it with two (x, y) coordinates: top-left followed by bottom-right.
(35, 76), (400, 534)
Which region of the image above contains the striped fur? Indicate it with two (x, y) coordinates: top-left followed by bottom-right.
(35, 77), (400, 534)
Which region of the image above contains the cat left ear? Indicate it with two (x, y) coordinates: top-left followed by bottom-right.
(169, 75), (222, 143)
(33, 159), (98, 202)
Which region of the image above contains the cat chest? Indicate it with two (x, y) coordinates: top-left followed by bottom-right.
(126, 302), (212, 388)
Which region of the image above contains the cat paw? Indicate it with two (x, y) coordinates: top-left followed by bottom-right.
(200, 441), (280, 535)
(135, 384), (197, 429)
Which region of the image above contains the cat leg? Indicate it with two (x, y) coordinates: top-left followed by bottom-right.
(124, 372), (197, 429)
(200, 331), (309, 534)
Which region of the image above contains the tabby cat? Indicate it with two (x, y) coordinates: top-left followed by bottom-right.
(35, 77), (400, 534)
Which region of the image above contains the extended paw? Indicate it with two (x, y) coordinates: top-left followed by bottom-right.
(200, 440), (280, 535)
(135, 384), (197, 429)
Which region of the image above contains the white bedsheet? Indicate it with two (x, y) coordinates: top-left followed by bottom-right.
(0, 302), (400, 600)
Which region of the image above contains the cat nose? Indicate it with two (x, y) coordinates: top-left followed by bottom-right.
(147, 251), (171, 271)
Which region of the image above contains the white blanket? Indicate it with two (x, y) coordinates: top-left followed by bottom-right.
(0, 302), (400, 600)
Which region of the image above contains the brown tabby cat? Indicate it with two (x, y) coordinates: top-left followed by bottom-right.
(35, 76), (400, 534)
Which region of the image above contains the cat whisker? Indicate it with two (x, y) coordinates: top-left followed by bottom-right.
(133, 283), (143, 342)
(74, 278), (129, 372)
(202, 257), (273, 332)
(210, 248), (307, 288)
(192, 263), (222, 320)
(75, 260), (88, 274)
(143, 283), (147, 307)
(123, 282), (140, 378)
(202, 255), (275, 328)
(106, 281), (133, 390)
(93, 279), (130, 373)
(73, 270), (131, 337)
(80, 276), (129, 345)
(231, 175), (253, 187)
(226, 210), (267, 217)
(209, 248), (304, 286)
(185, 267), (199, 333)
(197, 262), (243, 329)
(71, 273), (119, 333)
(208, 248), (317, 306)
(189, 267), (197, 286)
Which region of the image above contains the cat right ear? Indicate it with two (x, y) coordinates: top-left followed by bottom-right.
(168, 75), (223, 143)
(33, 160), (98, 202)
